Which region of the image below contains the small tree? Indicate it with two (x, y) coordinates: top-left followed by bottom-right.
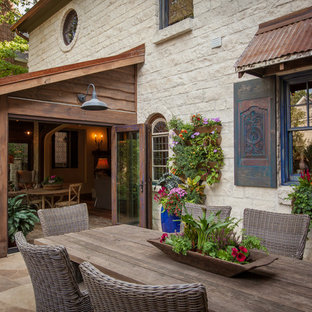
(0, 0), (37, 77)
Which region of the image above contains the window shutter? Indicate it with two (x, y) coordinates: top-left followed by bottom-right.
(234, 77), (276, 188)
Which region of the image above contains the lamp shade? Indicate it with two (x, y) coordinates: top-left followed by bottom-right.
(96, 158), (109, 170)
(80, 84), (108, 111)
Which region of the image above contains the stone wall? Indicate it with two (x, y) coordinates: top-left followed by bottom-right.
(27, 0), (312, 260)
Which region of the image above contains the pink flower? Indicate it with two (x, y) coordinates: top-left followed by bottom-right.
(160, 233), (168, 243)
(51, 175), (56, 179)
(231, 247), (238, 257)
(239, 246), (248, 253)
(236, 253), (246, 262)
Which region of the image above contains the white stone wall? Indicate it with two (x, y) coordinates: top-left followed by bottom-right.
(27, 0), (312, 259)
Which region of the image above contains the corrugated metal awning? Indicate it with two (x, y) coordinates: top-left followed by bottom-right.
(235, 6), (312, 77)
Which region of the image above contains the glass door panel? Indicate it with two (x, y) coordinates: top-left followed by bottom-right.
(111, 124), (148, 227)
(117, 131), (140, 225)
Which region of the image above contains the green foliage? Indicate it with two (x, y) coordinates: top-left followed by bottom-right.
(0, 36), (28, 77)
(165, 234), (192, 255)
(287, 170), (312, 227)
(8, 194), (39, 243)
(156, 172), (183, 191)
(0, 1), (38, 77)
(168, 114), (224, 202)
(180, 176), (206, 204)
(161, 209), (267, 264)
(0, 1), (38, 24)
(8, 142), (25, 158)
(241, 234), (268, 252)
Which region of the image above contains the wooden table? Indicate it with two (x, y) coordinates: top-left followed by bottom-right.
(35, 224), (312, 312)
(9, 187), (69, 209)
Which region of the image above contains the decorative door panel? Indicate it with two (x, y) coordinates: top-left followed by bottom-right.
(234, 77), (276, 188)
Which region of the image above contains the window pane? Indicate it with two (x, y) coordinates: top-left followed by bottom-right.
(169, 0), (193, 25)
(291, 129), (312, 175)
(153, 151), (168, 166)
(153, 121), (168, 134)
(153, 166), (167, 181)
(153, 136), (168, 150)
(290, 105), (307, 128)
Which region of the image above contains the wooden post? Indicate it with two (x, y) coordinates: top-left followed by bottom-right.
(0, 96), (8, 258)
(33, 121), (39, 184)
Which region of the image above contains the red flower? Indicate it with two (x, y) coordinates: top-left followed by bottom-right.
(231, 247), (238, 257)
(236, 253), (246, 262)
(160, 233), (168, 243)
(239, 246), (248, 253)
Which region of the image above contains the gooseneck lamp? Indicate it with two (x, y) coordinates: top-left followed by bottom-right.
(78, 83), (108, 111)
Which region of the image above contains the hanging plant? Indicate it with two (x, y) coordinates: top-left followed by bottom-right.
(168, 114), (224, 203)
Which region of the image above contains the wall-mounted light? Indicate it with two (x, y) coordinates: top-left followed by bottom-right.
(94, 133), (104, 149)
(25, 130), (32, 135)
(77, 83), (108, 111)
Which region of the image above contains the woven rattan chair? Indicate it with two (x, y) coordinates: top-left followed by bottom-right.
(55, 183), (82, 207)
(243, 208), (310, 259)
(15, 232), (93, 312)
(185, 203), (232, 221)
(79, 261), (208, 312)
(38, 203), (89, 237)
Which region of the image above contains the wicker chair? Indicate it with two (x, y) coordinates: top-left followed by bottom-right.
(55, 183), (82, 207)
(38, 203), (89, 237)
(79, 261), (208, 312)
(185, 203), (232, 221)
(243, 208), (310, 259)
(15, 232), (93, 312)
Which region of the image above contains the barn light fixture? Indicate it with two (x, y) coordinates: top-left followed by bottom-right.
(78, 83), (108, 111)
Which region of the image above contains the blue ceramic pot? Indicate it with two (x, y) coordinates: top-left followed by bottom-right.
(161, 207), (181, 233)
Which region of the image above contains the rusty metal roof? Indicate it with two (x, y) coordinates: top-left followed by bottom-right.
(235, 6), (312, 75)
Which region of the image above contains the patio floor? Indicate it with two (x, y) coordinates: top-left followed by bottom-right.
(0, 208), (111, 311)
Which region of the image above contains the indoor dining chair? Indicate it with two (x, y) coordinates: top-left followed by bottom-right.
(79, 261), (209, 312)
(243, 208), (310, 259)
(15, 232), (93, 312)
(55, 183), (82, 207)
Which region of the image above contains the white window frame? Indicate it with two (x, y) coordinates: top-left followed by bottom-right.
(152, 118), (169, 182)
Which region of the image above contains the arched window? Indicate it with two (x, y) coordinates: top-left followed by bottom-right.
(152, 118), (169, 182)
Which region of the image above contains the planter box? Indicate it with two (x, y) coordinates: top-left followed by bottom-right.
(43, 183), (63, 190)
(147, 239), (278, 277)
(195, 125), (222, 134)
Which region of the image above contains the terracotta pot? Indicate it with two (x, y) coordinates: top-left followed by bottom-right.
(43, 183), (63, 190)
(216, 135), (222, 146)
(195, 125), (222, 134)
(208, 161), (218, 168)
(195, 126), (210, 134)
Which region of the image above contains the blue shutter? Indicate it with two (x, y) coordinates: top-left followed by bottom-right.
(234, 77), (276, 188)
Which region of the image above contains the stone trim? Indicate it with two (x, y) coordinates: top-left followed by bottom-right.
(152, 17), (194, 45)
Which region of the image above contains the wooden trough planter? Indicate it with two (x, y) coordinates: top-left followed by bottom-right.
(147, 239), (278, 277)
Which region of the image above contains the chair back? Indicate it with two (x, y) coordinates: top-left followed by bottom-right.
(185, 203), (232, 221)
(38, 203), (89, 237)
(16, 170), (36, 189)
(243, 208), (310, 259)
(14, 232), (92, 312)
(80, 261), (208, 312)
(69, 183), (82, 203)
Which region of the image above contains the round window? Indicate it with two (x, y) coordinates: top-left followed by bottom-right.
(63, 10), (78, 46)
